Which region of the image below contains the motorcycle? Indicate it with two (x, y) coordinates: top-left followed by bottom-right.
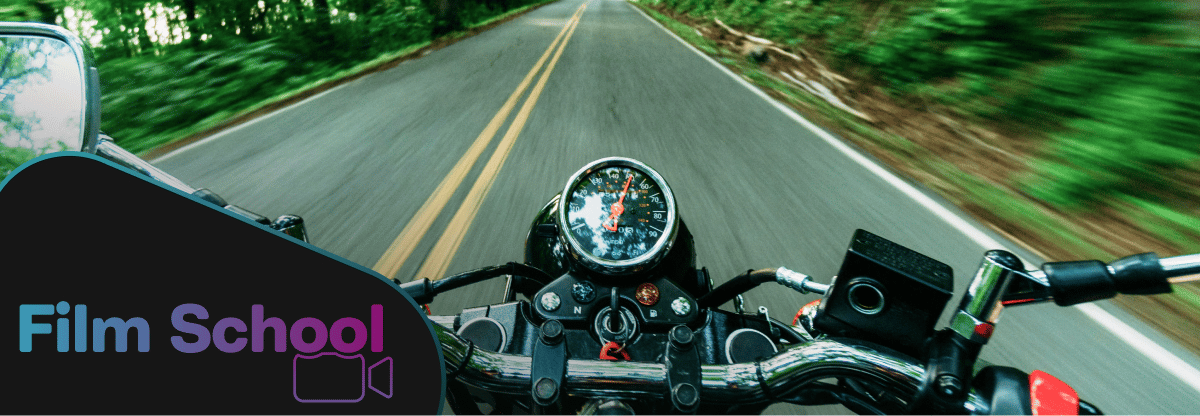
(3, 21), (1197, 415)
(397, 156), (1195, 415)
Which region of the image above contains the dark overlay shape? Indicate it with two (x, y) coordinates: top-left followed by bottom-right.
(0, 153), (444, 414)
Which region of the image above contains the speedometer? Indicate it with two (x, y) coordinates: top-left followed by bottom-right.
(558, 157), (678, 275)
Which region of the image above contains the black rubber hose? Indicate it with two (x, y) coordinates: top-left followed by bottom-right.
(768, 317), (807, 344)
(1078, 399), (1103, 415)
(401, 262), (553, 304)
(697, 269), (777, 309)
(432, 262), (553, 295)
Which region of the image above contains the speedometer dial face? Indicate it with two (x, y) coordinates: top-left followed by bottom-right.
(559, 158), (677, 274)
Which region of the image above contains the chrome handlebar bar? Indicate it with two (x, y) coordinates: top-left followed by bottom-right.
(96, 135), (197, 194)
(1162, 253), (1200, 280)
(94, 136), (309, 241)
(429, 317), (991, 413)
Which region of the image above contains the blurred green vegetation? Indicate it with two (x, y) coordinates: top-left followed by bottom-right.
(1, 144), (38, 181)
(644, 0), (1200, 250)
(2, 0), (553, 154)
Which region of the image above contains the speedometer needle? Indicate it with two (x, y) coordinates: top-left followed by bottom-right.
(603, 175), (634, 232)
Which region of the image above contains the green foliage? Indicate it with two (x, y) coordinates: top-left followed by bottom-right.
(757, 1), (814, 43)
(0, 0), (63, 23)
(714, 0), (766, 27)
(350, 0), (434, 59)
(1012, 3), (1196, 208)
(0, 144), (38, 182)
(99, 39), (306, 153)
(42, 0), (548, 153)
(1023, 47), (1200, 208)
(855, 0), (1199, 210)
(0, 2), (41, 22)
(860, 0), (1055, 89)
(1120, 196), (1200, 250)
(676, 0), (716, 17)
(652, 0), (1199, 215)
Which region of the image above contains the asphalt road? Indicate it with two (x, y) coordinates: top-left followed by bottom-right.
(151, 0), (1200, 413)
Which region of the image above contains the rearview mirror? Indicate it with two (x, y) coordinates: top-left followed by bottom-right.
(0, 22), (100, 180)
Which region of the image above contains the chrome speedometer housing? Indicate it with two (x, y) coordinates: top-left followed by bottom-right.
(557, 157), (679, 276)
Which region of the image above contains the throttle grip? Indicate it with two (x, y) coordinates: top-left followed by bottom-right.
(1043, 253), (1170, 306)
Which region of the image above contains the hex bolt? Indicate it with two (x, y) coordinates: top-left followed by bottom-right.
(672, 383), (699, 410)
(669, 325), (693, 351)
(534, 377), (557, 402)
(541, 320), (564, 345)
(936, 375), (962, 397)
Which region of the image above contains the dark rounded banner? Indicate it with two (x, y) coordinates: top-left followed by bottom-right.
(0, 154), (445, 414)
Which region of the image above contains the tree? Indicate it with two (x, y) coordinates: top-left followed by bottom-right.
(0, 0), (62, 23)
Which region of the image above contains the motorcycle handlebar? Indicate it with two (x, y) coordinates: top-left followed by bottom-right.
(1161, 253), (1200, 279)
(429, 317), (991, 414)
(95, 135), (308, 240)
(1026, 252), (1196, 307)
(96, 135), (197, 194)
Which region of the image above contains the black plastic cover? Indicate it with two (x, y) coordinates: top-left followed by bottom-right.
(850, 229), (954, 291)
(459, 318), (505, 352)
(972, 366), (1032, 415)
(814, 229), (954, 356)
(726, 329), (776, 364)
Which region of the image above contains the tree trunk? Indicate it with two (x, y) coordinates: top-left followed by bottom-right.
(313, 0), (332, 33)
(348, 0), (369, 17)
(183, 0), (199, 45)
(429, 0), (462, 37)
(136, 8), (154, 55)
(312, 0), (334, 58)
(290, 0), (307, 26)
(114, 3), (138, 57)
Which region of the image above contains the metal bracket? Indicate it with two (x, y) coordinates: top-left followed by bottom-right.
(531, 320), (567, 414)
(663, 325), (700, 414)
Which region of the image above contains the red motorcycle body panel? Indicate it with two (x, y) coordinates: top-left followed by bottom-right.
(1030, 370), (1079, 416)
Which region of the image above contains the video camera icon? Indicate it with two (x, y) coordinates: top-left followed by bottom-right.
(293, 353), (393, 403)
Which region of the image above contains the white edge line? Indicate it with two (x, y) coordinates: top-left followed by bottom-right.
(151, 80), (356, 163)
(626, 0), (1200, 394)
(1076, 303), (1200, 391)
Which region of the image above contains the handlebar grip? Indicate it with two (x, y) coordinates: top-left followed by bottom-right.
(191, 188), (228, 208)
(1044, 261), (1113, 306)
(1108, 253), (1170, 295)
(224, 204), (271, 225)
(1044, 253), (1169, 306)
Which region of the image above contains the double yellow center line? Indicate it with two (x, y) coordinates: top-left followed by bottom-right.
(372, 1), (589, 281)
